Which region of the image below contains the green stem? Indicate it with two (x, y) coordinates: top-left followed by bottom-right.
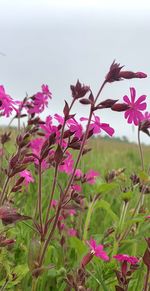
(31, 278), (38, 291)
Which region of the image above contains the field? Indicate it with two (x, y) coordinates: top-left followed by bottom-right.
(0, 131), (150, 290)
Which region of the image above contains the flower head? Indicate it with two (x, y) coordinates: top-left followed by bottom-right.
(88, 238), (109, 261)
(28, 84), (52, 114)
(81, 114), (114, 137)
(59, 152), (74, 175)
(0, 85), (15, 117)
(85, 169), (99, 184)
(113, 254), (139, 265)
(67, 118), (83, 138)
(19, 170), (34, 186)
(123, 87), (147, 125)
(68, 228), (77, 237)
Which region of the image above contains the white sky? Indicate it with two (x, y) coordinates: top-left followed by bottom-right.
(0, 0), (150, 144)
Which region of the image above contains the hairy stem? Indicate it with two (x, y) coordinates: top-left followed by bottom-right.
(0, 176), (10, 206)
(44, 166), (58, 232)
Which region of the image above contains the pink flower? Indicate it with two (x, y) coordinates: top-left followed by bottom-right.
(59, 152), (74, 175)
(68, 209), (76, 216)
(88, 238), (109, 261)
(81, 114), (114, 136)
(67, 118), (83, 138)
(75, 169), (83, 178)
(40, 115), (59, 138)
(141, 111), (150, 121)
(54, 114), (64, 125)
(113, 254), (139, 265)
(85, 169), (99, 184)
(30, 138), (48, 170)
(68, 228), (77, 237)
(71, 184), (82, 192)
(123, 87), (147, 125)
(51, 199), (58, 208)
(19, 170), (34, 186)
(30, 138), (44, 157)
(28, 84), (52, 114)
(0, 85), (15, 117)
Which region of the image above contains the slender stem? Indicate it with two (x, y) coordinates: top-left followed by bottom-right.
(138, 126), (144, 171)
(31, 278), (38, 291)
(0, 278), (9, 291)
(38, 80), (106, 266)
(39, 205), (61, 266)
(94, 80), (106, 104)
(38, 162), (43, 236)
(144, 267), (150, 291)
(0, 176), (10, 206)
(44, 166), (58, 231)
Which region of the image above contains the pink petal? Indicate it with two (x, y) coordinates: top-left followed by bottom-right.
(123, 95), (131, 105)
(130, 87), (136, 104)
(135, 95), (146, 106)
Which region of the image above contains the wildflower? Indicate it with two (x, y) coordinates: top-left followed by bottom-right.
(88, 238), (109, 261)
(59, 152), (74, 175)
(51, 199), (58, 208)
(75, 169), (83, 178)
(113, 254), (139, 265)
(28, 84), (52, 114)
(81, 114), (114, 136)
(71, 184), (82, 192)
(68, 228), (77, 237)
(123, 87), (147, 125)
(54, 114), (64, 125)
(0, 85), (15, 117)
(85, 169), (99, 184)
(40, 116), (59, 138)
(19, 170), (34, 186)
(67, 118), (83, 138)
(68, 209), (76, 216)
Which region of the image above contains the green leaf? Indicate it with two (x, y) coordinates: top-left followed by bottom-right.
(69, 237), (87, 257)
(95, 182), (118, 194)
(95, 199), (119, 222)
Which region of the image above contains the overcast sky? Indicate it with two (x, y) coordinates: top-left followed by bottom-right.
(0, 0), (150, 144)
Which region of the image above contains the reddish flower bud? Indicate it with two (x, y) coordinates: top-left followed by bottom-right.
(81, 252), (94, 268)
(0, 206), (31, 225)
(70, 80), (90, 99)
(134, 72), (147, 78)
(0, 236), (15, 247)
(98, 99), (118, 108)
(119, 71), (147, 79)
(105, 60), (124, 83)
(111, 103), (130, 112)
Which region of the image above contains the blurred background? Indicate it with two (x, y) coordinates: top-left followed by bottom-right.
(0, 0), (150, 143)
